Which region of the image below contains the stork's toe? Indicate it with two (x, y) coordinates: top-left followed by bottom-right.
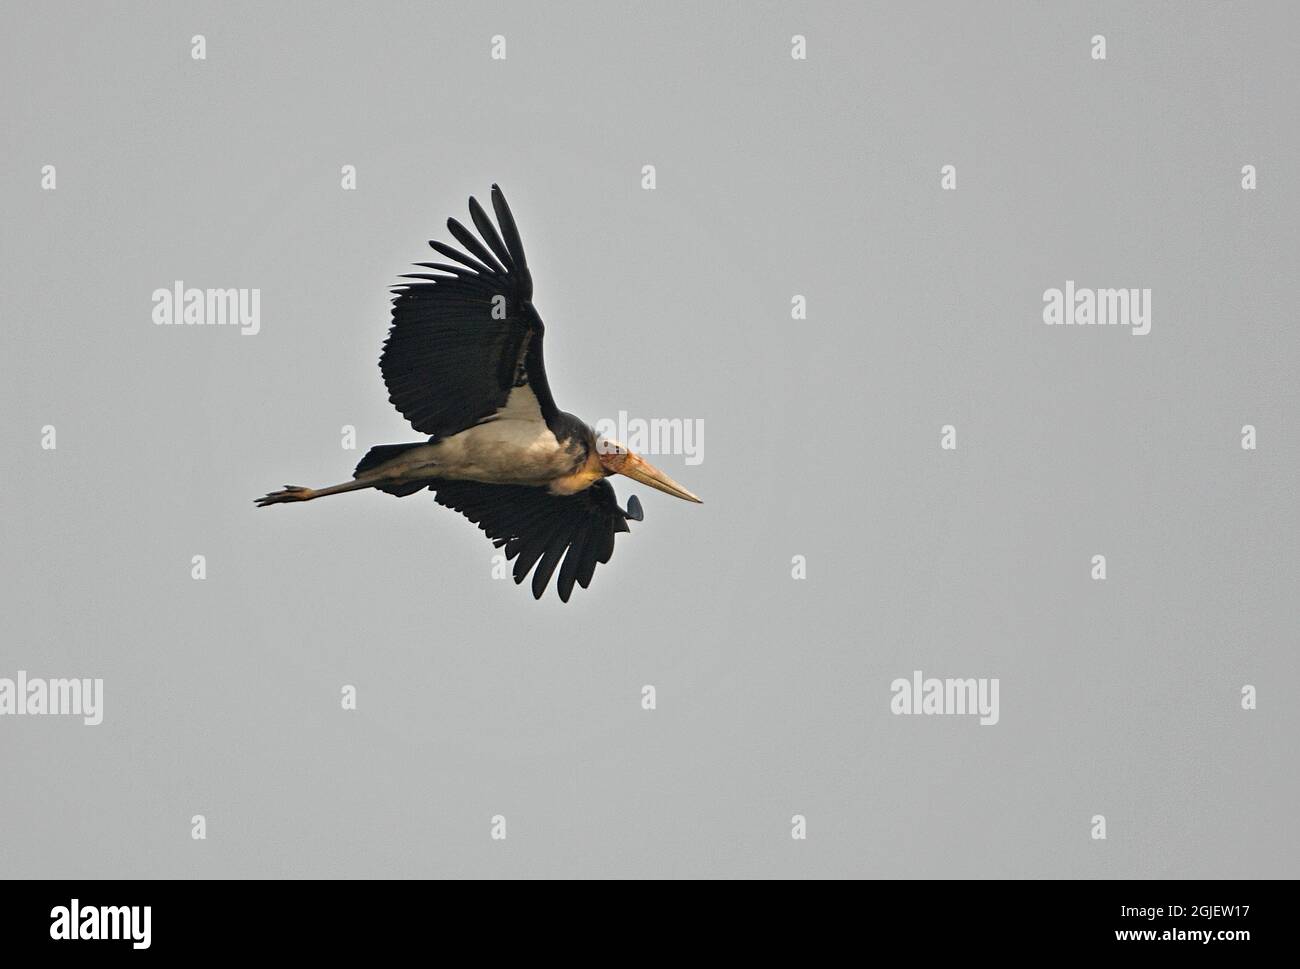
(255, 485), (315, 507)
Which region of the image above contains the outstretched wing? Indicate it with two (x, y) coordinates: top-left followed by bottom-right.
(430, 479), (636, 601)
(381, 185), (559, 439)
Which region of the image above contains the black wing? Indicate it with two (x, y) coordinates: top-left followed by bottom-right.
(381, 185), (559, 439)
(430, 479), (636, 602)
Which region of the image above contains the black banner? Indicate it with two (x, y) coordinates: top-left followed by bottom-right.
(0, 879), (1281, 955)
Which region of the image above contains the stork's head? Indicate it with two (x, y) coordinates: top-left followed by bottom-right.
(596, 439), (702, 503)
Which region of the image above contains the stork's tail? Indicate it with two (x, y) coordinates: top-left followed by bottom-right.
(354, 442), (424, 476)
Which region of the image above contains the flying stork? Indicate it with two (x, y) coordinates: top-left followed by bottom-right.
(256, 185), (701, 601)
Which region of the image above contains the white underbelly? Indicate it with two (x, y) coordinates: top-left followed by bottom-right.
(377, 420), (578, 485)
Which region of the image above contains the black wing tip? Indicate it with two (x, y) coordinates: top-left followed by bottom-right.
(626, 495), (644, 521)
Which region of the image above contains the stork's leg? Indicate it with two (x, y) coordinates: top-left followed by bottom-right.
(255, 478), (378, 507)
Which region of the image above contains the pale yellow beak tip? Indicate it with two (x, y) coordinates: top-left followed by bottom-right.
(619, 454), (702, 505)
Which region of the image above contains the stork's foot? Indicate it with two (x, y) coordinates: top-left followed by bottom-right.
(255, 485), (316, 507)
